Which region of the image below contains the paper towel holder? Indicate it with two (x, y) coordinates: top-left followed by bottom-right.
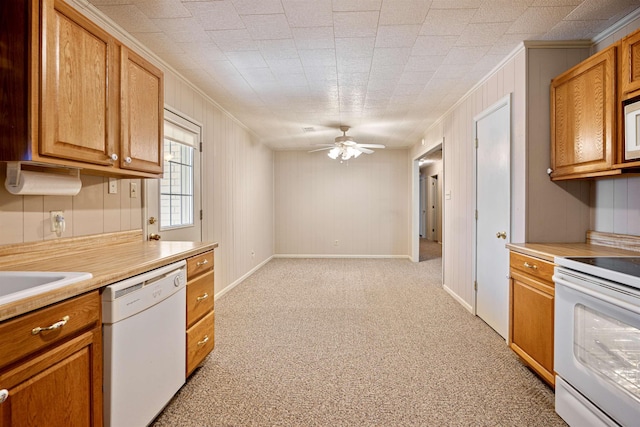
(5, 162), (82, 196)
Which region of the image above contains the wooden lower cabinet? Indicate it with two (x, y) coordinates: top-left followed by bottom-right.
(509, 252), (555, 387)
(186, 311), (215, 376)
(185, 250), (215, 377)
(0, 291), (102, 426)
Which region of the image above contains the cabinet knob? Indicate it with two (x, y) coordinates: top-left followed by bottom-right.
(110, 153), (118, 161)
(197, 335), (210, 347)
(125, 157), (132, 164)
(196, 293), (209, 302)
(546, 168), (553, 175)
(523, 262), (538, 270)
(149, 233), (161, 241)
(496, 231), (507, 239)
(196, 259), (209, 267)
(0, 389), (8, 404)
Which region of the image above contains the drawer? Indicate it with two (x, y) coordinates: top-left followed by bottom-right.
(187, 250), (214, 280)
(186, 269), (214, 328)
(186, 310), (214, 377)
(0, 291), (100, 369)
(510, 252), (554, 283)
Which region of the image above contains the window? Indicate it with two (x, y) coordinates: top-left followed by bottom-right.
(160, 117), (198, 230)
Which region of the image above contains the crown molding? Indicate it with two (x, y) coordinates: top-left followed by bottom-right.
(593, 6), (640, 45)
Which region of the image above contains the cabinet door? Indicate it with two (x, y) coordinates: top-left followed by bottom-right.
(186, 310), (215, 377)
(0, 329), (102, 427)
(40, 0), (117, 166)
(550, 45), (617, 180)
(509, 273), (554, 386)
(621, 30), (640, 96)
(120, 47), (164, 175)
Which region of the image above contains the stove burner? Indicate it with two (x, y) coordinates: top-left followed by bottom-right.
(565, 257), (640, 278)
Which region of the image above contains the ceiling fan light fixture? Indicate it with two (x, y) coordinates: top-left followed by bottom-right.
(328, 147), (341, 159)
(346, 147), (361, 159)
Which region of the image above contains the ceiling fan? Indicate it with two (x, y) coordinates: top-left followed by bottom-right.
(309, 126), (385, 161)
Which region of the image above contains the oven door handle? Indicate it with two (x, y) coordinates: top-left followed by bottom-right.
(555, 275), (640, 316)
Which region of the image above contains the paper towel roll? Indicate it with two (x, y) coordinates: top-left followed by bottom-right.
(5, 170), (82, 196)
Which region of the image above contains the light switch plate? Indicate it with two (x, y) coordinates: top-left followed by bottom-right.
(130, 182), (138, 198)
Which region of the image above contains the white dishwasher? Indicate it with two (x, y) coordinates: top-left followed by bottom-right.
(102, 260), (187, 427)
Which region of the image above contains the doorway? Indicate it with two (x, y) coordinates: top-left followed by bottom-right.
(474, 95), (511, 340)
(413, 143), (443, 263)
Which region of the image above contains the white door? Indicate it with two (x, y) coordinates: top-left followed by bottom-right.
(475, 96), (511, 339)
(145, 109), (202, 242)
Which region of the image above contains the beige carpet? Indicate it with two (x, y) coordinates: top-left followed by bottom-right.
(152, 257), (565, 426)
(419, 238), (441, 262)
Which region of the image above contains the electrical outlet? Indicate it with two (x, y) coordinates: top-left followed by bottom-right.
(130, 182), (138, 198)
(50, 211), (63, 232)
(334, 240), (339, 246)
(108, 177), (117, 194)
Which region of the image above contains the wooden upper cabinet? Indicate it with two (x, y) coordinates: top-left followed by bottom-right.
(120, 47), (164, 175)
(40, 0), (118, 166)
(621, 30), (640, 96)
(550, 45), (618, 180)
(0, 0), (163, 178)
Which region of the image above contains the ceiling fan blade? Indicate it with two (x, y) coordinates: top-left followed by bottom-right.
(354, 146), (374, 154)
(308, 147), (334, 153)
(355, 144), (386, 149)
(310, 143), (335, 147)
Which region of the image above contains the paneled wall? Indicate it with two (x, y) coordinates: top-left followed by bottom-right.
(163, 73), (274, 296)
(274, 149), (409, 257)
(591, 17), (640, 235)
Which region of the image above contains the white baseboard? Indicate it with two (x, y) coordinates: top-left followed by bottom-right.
(214, 255), (274, 300)
(443, 284), (473, 313)
(274, 254), (411, 259)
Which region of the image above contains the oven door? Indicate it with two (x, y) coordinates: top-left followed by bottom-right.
(555, 268), (640, 427)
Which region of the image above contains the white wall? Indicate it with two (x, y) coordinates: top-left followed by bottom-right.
(591, 17), (640, 236)
(274, 149), (409, 257)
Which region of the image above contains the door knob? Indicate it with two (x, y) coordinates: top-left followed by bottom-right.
(149, 233), (161, 241)
(496, 231), (507, 239)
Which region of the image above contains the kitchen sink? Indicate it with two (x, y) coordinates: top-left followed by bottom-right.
(0, 271), (93, 306)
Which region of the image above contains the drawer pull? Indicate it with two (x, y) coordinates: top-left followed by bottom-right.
(523, 262), (537, 270)
(0, 389), (8, 404)
(196, 293), (209, 302)
(197, 335), (209, 347)
(196, 259), (209, 267)
(31, 315), (70, 335)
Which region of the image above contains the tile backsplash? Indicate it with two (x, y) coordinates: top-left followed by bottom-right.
(0, 172), (142, 245)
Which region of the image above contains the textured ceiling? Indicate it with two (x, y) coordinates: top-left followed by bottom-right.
(89, 0), (640, 150)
